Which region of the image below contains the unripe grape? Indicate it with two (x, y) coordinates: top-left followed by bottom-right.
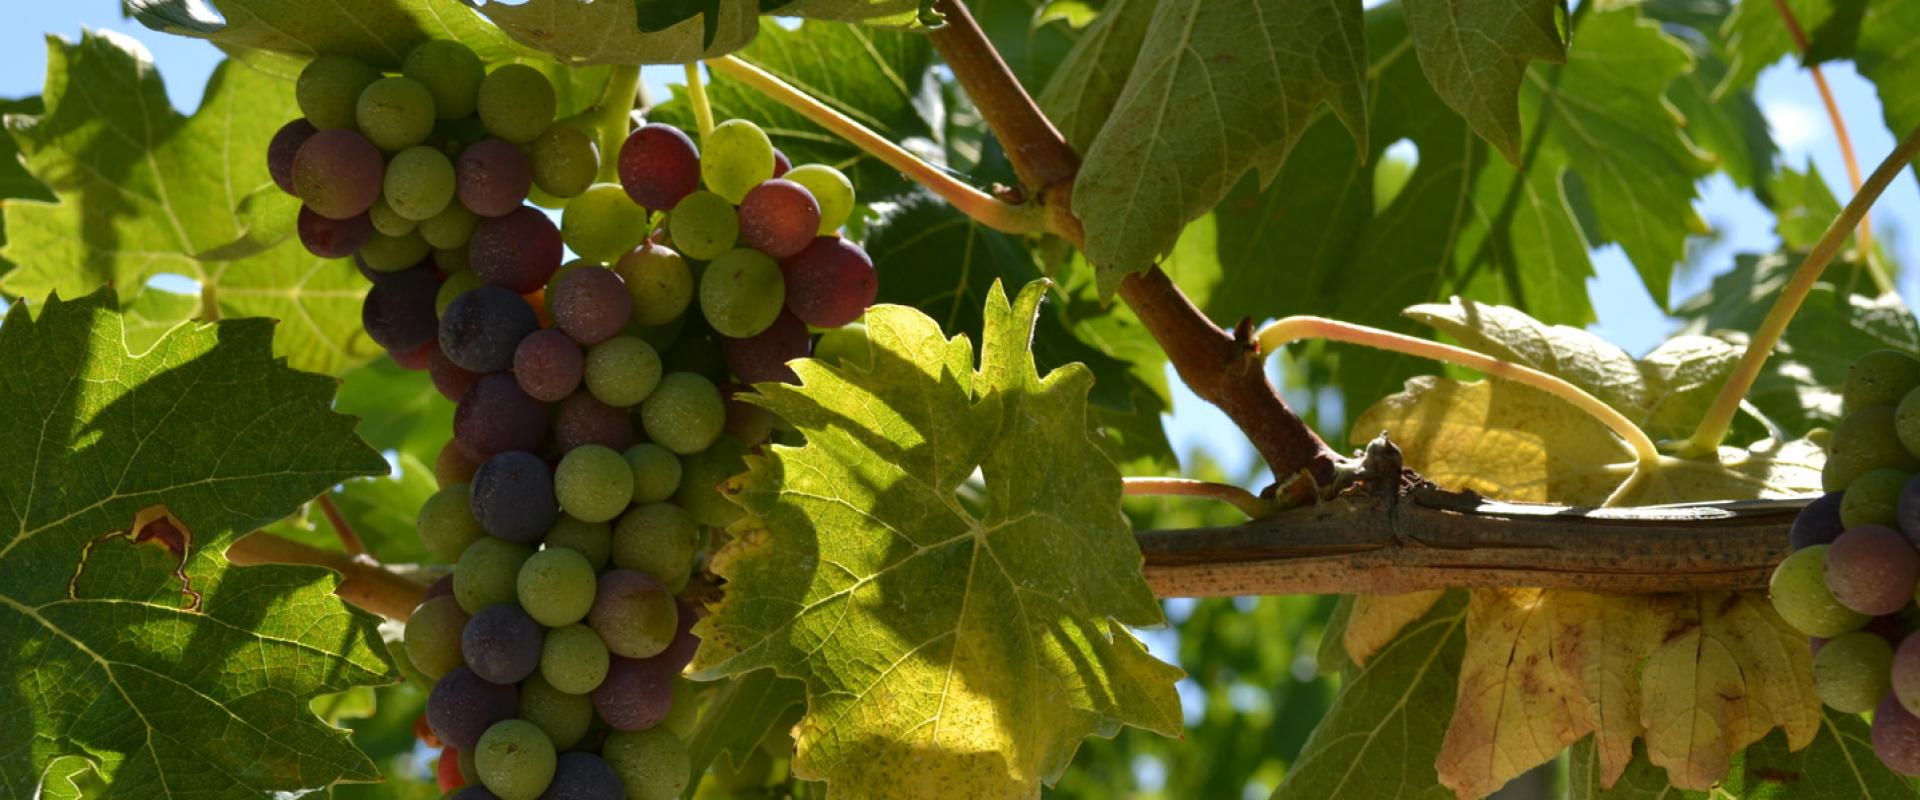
(677, 434), (748, 527)
(1846, 349), (1920, 413)
(453, 537), (535, 614)
(602, 728), (690, 800)
(417, 483), (485, 562)
(561, 183), (650, 263)
(1844, 469), (1911, 529)
(701, 248), (786, 338)
(359, 230), (431, 272)
(554, 444), (635, 523)
(517, 546), (598, 627)
(584, 336), (663, 408)
(1813, 631), (1893, 713)
(701, 119), (774, 203)
(624, 443), (683, 504)
(613, 503), (698, 586)
(477, 64), (556, 144)
(668, 190), (738, 260)
(1897, 386), (1920, 461)
(640, 372), (725, 455)
(296, 54), (379, 131)
(403, 39), (485, 120)
(384, 145), (457, 221)
(544, 515), (613, 571)
(1771, 545), (1868, 637)
(367, 196), (415, 237)
(404, 594), (470, 680)
(540, 623), (611, 695)
(531, 125), (598, 198)
(784, 163), (855, 234)
(475, 719), (556, 800)
(518, 674), (594, 751)
(1825, 405), (1920, 492)
(615, 243), (694, 326)
(420, 201), (481, 249)
(356, 76), (437, 151)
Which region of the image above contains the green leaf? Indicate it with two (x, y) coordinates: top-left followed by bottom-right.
(685, 669), (806, 790)
(1036, 0), (1156, 152)
(0, 97), (52, 203)
(864, 191), (1139, 412)
(1073, 0), (1369, 290)
(1, 34), (382, 375)
(1643, 2), (1777, 192)
(0, 289), (391, 797)
(693, 281), (1182, 798)
(1402, 0), (1567, 163)
(130, 0), (540, 73)
(1719, 0), (1830, 93)
(468, 0), (758, 65)
(1569, 711), (1919, 799)
(651, 20), (938, 201)
(1767, 164), (1845, 252)
(335, 359), (454, 469)
(967, 0), (1085, 91)
(1846, 1), (1920, 175)
(1274, 592), (1466, 800)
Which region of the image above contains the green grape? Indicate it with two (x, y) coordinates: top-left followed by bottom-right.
(516, 547), (598, 627)
(383, 145), (456, 221)
(417, 484), (484, 562)
(1842, 468), (1910, 528)
(584, 336), (663, 408)
(437, 270), (486, 317)
(590, 571), (678, 658)
(660, 678), (704, 738)
(554, 444), (636, 523)
(532, 126), (599, 199)
(1898, 386), (1920, 461)
(540, 623), (611, 695)
(667, 190), (738, 260)
(612, 503), (697, 585)
(1814, 631), (1894, 713)
(677, 434), (747, 528)
(518, 673), (594, 750)
(368, 196), (416, 236)
(296, 54), (379, 130)
(700, 248), (785, 338)
(403, 39), (485, 120)
(358, 230), (431, 272)
(784, 164), (854, 235)
(384, 634), (434, 688)
(1770, 545), (1869, 637)
(477, 64), (556, 144)
(419, 201), (481, 249)
(356, 76), (437, 151)
(476, 719), (556, 800)
(1825, 405), (1920, 491)
(701, 119), (774, 204)
(624, 443), (683, 504)
(641, 372), (725, 455)
(454, 537), (536, 614)
(526, 181), (566, 210)
(615, 243), (694, 326)
(602, 728), (690, 800)
(813, 321), (870, 370)
(562, 184), (650, 264)
(544, 515), (613, 570)
(403, 594), (469, 680)
(1845, 349), (1920, 413)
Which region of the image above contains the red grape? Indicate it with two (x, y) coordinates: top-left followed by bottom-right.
(514, 329), (584, 402)
(456, 138), (533, 218)
(738, 179), (820, 259)
(781, 236), (876, 328)
(551, 267), (633, 345)
(1826, 524), (1920, 616)
(268, 118), (317, 194)
(721, 310), (809, 385)
(292, 129), (384, 220)
(454, 373), (550, 460)
(469, 206), (562, 293)
(617, 123), (699, 211)
(298, 205), (372, 258)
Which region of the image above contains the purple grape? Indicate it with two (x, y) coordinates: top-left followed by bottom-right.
(553, 392), (635, 452)
(1793, 491), (1847, 550)
(390, 341), (433, 371)
(454, 374), (550, 460)
(451, 787), (501, 800)
(1879, 691), (1920, 775)
(654, 598), (701, 674)
(426, 573), (456, 600)
(541, 751), (623, 800)
(462, 603), (544, 684)
(771, 148), (791, 178)
(551, 268), (633, 346)
(292, 128), (384, 220)
(514, 329), (584, 403)
(357, 253), (429, 284)
(440, 285), (540, 373)
(618, 123), (700, 211)
(591, 655), (676, 732)
(427, 666), (519, 751)
(298, 205), (373, 258)
(457, 138), (534, 218)
(722, 310), (808, 385)
(470, 450), (559, 542)
(1826, 525), (1920, 615)
(738, 179), (820, 259)
(268, 118), (318, 194)
(470, 206), (563, 293)
(1899, 475), (1920, 547)
(781, 237), (876, 328)
(430, 344), (482, 402)
(361, 269), (441, 352)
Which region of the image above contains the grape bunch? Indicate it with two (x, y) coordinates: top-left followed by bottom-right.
(270, 40), (878, 799)
(1770, 349), (1920, 775)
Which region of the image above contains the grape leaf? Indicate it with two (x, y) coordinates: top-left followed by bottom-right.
(1273, 592), (1466, 800)
(130, 0), (559, 73)
(1401, 0), (1567, 163)
(1718, 0), (1831, 94)
(1570, 710), (1917, 799)
(1845, 0), (1920, 174)
(1072, 0), (1369, 290)
(650, 19), (937, 201)
(1767, 164), (1845, 252)
(1, 33), (382, 375)
(1036, 0), (1155, 152)
(966, 0), (1085, 92)
(684, 669), (806, 789)
(692, 281), (1182, 797)
(0, 97), (52, 203)
(0, 289), (392, 798)
(1343, 591), (1446, 667)
(1641, 0), (1777, 193)
(465, 0), (758, 66)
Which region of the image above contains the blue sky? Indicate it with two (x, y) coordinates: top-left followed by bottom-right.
(5, 1), (1918, 484)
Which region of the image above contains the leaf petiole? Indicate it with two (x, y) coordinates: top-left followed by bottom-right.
(684, 62), (715, 142)
(1122, 477), (1277, 519)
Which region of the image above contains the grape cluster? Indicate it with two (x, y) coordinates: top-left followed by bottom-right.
(270, 40), (878, 799)
(1771, 349), (1920, 775)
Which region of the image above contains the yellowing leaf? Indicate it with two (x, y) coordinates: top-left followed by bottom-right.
(1346, 590), (1446, 667)
(693, 281), (1181, 798)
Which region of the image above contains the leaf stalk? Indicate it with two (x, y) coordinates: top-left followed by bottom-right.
(1122, 477), (1277, 519)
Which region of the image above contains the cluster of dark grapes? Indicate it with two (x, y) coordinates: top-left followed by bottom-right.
(268, 38), (878, 800)
(1771, 349), (1920, 775)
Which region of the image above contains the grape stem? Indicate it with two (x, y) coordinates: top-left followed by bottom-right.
(1122, 477), (1277, 519)
(316, 493), (366, 557)
(1680, 122), (1920, 458)
(684, 62), (716, 142)
(1256, 316), (1660, 490)
(704, 54), (1046, 235)
(225, 531), (428, 620)
(587, 65), (641, 184)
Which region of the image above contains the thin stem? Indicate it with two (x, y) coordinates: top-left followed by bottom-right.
(1123, 477), (1277, 519)
(1259, 316), (1660, 471)
(1768, 0), (1887, 290)
(226, 532), (427, 620)
(316, 493), (365, 557)
(705, 55), (1044, 235)
(590, 65), (641, 183)
(1682, 123), (1920, 456)
(684, 62), (715, 142)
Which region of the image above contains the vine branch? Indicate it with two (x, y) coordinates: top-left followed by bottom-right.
(1682, 122), (1920, 457)
(225, 532), (428, 620)
(316, 493), (365, 557)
